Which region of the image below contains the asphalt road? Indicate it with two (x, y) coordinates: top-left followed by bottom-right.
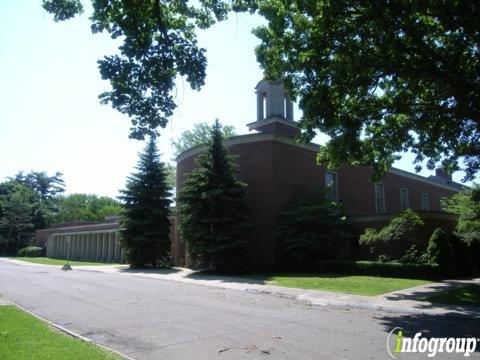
(0, 261), (478, 360)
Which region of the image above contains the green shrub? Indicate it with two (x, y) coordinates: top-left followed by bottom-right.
(425, 228), (454, 270)
(359, 209), (424, 259)
(399, 245), (426, 264)
(276, 188), (353, 264)
(18, 246), (44, 257)
(308, 260), (441, 280)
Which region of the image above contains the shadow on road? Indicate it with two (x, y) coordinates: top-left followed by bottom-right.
(383, 281), (480, 315)
(376, 311), (480, 354)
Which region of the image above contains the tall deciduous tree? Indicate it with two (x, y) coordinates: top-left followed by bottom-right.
(253, 1), (480, 181)
(177, 120), (249, 272)
(442, 185), (480, 244)
(42, 0), (253, 140)
(11, 171), (65, 229)
(53, 193), (123, 223)
(119, 137), (172, 267)
(0, 183), (36, 255)
(171, 121), (236, 158)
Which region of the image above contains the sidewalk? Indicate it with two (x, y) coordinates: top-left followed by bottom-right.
(4, 258), (480, 318)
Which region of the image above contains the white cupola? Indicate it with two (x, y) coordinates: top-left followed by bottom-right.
(248, 79), (298, 138)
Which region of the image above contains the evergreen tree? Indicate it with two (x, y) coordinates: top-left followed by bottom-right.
(178, 120), (249, 272)
(119, 138), (172, 267)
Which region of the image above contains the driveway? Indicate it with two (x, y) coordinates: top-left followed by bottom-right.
(0, 261), (478, 359)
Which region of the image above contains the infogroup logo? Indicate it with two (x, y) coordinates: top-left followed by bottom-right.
(386, 327), (479, 358)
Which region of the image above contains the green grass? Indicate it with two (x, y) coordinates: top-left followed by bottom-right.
(13, 257), (121, 267)
(262, 273), (430, 296)
(0, 305), (121, 360)
(426, 284), (480, 307)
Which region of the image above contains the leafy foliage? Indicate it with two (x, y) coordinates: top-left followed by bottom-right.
(177, 120), (249, 272)
(424, 228), (455, 273)
(42, 0), (254, 140)
(18, 246), (44, 257)
(171, 121), (236, 158)
(11, 171), (65, 229)
(275, 188), (351, 263)
(164, 163), (176, 188)
(0, 183), (37, 255)
(253, 1), (480, 180)
(53, 194), (122, 223)
(359, 209), (424, 260)
(442, 185), (480, 244)
(119, 137), (172, 267)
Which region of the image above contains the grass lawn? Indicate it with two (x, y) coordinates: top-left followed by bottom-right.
(262, 274), (430, 296)
(0, 305), (120, 360)
(426, 284), (480, 307)
(12, 257), (121, 267)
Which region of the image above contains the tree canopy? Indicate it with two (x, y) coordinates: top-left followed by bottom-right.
(171, 121), (236, 158)
(0, 182), (37, 255)
(253, 1), (480, 180)
(42, 1), (480, 181)
(53, 193), (123, 223)
(42, 0), (253, 140)
(442, 185), (480, 244)
(8, 171), (65, 229)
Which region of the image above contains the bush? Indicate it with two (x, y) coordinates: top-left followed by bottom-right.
(399, 245), (425, 264)
(18, 246), (44, 257)
(425, 228), (455, 271)
(308, 260), (441, 280)
(450, 234), (477, 277)
(359, 209), (424, 260)
(276, 187), (353, 264)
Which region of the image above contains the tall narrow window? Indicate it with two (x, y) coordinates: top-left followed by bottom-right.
(421, 193), (430, 210)
(375, 183), (385, 213)
(325, 171), (337, 201)
(262, 94), (267, 120)
(400, 188), (409, 210)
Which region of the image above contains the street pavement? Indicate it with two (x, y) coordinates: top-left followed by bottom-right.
(0, 260), (479, 359)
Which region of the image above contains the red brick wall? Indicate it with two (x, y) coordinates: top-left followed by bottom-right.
(175, 135), (461, 269)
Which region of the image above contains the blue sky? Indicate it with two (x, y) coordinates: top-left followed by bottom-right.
(0, 2), (473, 198)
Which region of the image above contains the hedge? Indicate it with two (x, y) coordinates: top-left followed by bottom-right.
(286, 260), (443, 280)
(18, 246), (44, 258)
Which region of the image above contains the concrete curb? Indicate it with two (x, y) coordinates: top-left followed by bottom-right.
(5, 258), (480, 319)
(1, 295), (136, 360)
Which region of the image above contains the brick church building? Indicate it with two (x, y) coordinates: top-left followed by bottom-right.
(39, 80), (463, 268)
(173, 80), (463, 269)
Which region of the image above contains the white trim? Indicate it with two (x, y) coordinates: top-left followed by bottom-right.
(374, 182), (386, 214)
(388, 168), (463, 192)
(325, 170), (338, 201)
(421, 192), (430, 211)
(176, 131), (464, 194)
(400, 187), (410, 210)
(176, 133), (319, 163)
(246, 117), (298, 131)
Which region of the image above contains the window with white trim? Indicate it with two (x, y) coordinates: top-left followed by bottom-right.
(421, 192), (430, 210)
(375, 183), (385, 213)
(400, 188), (409, 210)
(325, 171), (337, 201)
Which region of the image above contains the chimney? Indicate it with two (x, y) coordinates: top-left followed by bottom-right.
(435, 168), (452, 181)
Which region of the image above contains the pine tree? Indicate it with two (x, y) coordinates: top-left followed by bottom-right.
(178, 120), (249, 273)
(119, 137), (172, 267)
